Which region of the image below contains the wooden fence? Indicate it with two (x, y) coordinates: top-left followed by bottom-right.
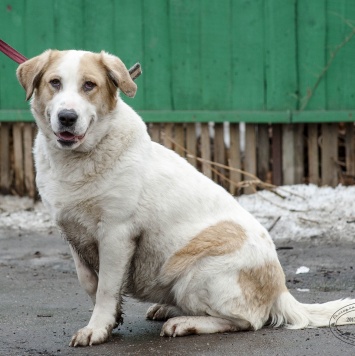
(1, 120), (353, 197)
(1, 1), (355, 197)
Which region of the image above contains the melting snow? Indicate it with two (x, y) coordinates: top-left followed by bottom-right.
(1, 184), (355, 241)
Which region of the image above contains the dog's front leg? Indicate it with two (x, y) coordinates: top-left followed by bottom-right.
(70, 229), (134, 347)
(69, 245), (98, 305)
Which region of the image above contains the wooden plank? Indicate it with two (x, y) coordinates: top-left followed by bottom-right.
(214, 123), (226, 186)
(244, 124), (257, 194)
(186, 123), (197, 167)
(229, 123), (241, 195)
(282, 124), (294, 185)
(345, 123), (355, 177)
(264, 0), (297, 110)
(297, 0), (326, 110)
(23, 123), (35, 198)
(142, 0), (171, 110)
(308, 124), (319, 184)
(257, 124), (269, 182)
(13, 123), (24, 195)
(0, 123), (11, 194)
(150, 123), (160, 144)
(231, 0), (264, 110)
(200, 123), (212, 179)
(201, 0), (231, 110)
(169, 0), (201, 110)
(272, 124), (282, 186)
(162, 123), (174, 150)
(174, 124), (185, 157)
(282, 124), (304, 185)
(294, 124), (304, 183)
(321, 123), (338, 186)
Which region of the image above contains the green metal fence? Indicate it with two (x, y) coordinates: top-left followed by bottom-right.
(1, 0), (355, 122)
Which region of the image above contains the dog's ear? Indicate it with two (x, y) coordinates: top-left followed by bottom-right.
(101, 51), (137, 98)
(16, 50), (51, 101)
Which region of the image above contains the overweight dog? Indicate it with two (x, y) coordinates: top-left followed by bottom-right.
(17, 50), (355, 346)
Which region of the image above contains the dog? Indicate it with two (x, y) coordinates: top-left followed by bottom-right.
(16, 50), (355, 347)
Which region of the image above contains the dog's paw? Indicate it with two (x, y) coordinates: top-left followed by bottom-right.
(160, 317), (198, 337)
(146, 304), (182, 321)
(69, 326), (110, 347)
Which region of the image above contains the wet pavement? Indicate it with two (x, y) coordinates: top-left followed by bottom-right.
(1, 227), (355, 355)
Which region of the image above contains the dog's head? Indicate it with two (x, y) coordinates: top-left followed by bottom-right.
(17, 50), (137, 151)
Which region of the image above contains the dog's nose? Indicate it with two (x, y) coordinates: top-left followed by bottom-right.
(58, 109), (78, 127)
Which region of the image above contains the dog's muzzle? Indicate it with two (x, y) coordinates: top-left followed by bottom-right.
(55, 109), (85, 146)
(58, 109), (78, 127)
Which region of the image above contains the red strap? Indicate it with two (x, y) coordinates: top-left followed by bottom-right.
(0, 39), (27, 64)
(0, 39), (142, 80)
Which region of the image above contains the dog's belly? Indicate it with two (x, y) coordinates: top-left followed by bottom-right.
(126, 235), (174, 305)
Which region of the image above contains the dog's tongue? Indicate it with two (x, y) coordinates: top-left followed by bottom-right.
(58, 132), (76, 141)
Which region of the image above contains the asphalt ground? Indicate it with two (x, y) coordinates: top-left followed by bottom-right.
(1, 227), (355, 356)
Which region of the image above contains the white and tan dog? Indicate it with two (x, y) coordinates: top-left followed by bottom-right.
(17, 50), (355, 347)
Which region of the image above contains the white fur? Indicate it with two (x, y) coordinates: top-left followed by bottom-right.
(20, 50), (355, 346)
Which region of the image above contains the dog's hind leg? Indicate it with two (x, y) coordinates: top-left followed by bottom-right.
(160, 316), (250, 337)
(146, 304), (183, 321)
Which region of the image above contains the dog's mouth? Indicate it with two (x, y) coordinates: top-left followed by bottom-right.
(54, 131), (85, 146)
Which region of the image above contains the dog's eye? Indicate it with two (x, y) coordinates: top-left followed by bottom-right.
(49, 79), (61, 89)
(83, 81), (96, 92)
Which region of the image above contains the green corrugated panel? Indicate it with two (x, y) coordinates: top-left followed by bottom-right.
(1, 0), (355, 121)
(169, 0), (202, 110)
(297, 0), (326, 110)
(0, 0), (26, 109)
(54, 0), (84, 50)
(326, 0), (355, 110)
(200, 0), (231, 110)
(232, 0), (265, 110)
(112, 0), (145, 110)
(142, 0), (172, 110)
(264, 0), (298, 110)
(24, 0), (55, 58)
(83, 0), (115, 53)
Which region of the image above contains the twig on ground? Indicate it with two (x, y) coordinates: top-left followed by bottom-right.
(268, 216), (281, 232)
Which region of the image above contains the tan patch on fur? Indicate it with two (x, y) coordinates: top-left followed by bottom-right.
(238, 261), (287, 312)
(77, 53), (118, 116)
(33, 51), (67, 117)
(17, 50), (64, 104)
(162, 221), (247, 283)
(100, 51), (137, 97)
(260, 232), (267, 239)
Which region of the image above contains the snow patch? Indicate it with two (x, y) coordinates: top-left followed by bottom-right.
(296, 266), (310, 274)
(238, 184), (355, 242)
(1, 184), (355, 242)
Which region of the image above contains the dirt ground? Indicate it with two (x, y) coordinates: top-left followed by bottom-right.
(1, 227), (355, 356)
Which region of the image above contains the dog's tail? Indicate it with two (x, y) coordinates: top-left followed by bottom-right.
(270, 291), (355, 328)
